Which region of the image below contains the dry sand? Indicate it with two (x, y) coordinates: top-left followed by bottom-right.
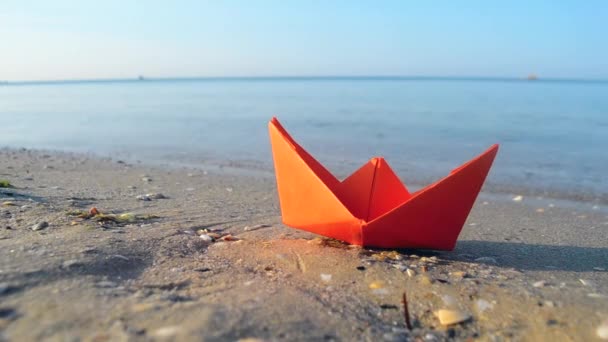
(1, 148), (607, 341)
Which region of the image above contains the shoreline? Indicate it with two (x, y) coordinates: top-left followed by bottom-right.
(1, 147), (607, 340)
(4, 147), (607, 208)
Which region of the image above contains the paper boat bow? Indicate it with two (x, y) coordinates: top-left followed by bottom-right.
(269, 117), (498, 250)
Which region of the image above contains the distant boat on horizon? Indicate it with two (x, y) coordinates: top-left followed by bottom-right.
(527, 73), (538, 81)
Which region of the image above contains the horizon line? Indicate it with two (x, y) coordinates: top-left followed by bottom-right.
(2, 75), (608, 86)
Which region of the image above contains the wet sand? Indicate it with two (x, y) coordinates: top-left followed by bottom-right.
(1, 148), (607, 341)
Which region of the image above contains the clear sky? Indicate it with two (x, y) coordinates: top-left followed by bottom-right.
(1, 0), (607, 81)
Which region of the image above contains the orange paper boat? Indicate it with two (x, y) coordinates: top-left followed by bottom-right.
(268, 117), (498, 250)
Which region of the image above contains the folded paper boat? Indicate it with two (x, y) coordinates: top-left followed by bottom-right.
(268, 117), (499, 250)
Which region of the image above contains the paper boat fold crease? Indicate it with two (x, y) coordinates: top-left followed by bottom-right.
(269, 117), (499, 250)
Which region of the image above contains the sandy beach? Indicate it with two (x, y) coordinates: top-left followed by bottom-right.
(1, 148), (607, 341)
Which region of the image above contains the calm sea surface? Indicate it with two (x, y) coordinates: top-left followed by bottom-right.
(1, 78), (607, 196)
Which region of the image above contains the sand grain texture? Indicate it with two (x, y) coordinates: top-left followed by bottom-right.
(1, 149), (607, 341)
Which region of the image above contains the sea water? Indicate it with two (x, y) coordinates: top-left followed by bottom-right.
(1, 77), (607, 196)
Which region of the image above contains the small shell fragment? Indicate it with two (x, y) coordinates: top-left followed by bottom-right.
(369, 281), (385, 289)
(435, 309), (471, 325)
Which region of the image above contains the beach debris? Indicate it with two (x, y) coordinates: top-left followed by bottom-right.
(402, 292), (413, 330)
(31, 221), (49, 231)
(356, 266), (366, 271)
(434, 309), (471, 326)
(226, 187), (233, 192)
(244, 223), (271, 231)
(67, 207), (159, 225)
(406, 269), (416, 277)
(579, 279), (595, 287)
(533, 280), (547, 288)
(372, 250), (403, 261)
(141, 176), (152, 183)
(597, 320), (608, 340)
(0, 180), (11, 188)
(1, 201), (16, 207)
(136, 193), (167, 201)
(512, 195), (523, 202)
(320, 274), (332, 282)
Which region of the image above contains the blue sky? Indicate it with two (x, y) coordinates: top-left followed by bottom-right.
(1, 1), (607, 81)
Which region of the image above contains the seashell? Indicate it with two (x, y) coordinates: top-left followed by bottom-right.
(435, 309), (471, 325)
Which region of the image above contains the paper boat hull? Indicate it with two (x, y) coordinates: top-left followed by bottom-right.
(269, 117), (498, 250)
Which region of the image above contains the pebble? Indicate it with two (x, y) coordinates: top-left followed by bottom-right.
(533, 280), (546, 288)
(141, 177), (152, 182)
(136, 193), (166, 201)
(597, 321), (608, 340)
(199, 234), (213, 242)
(406, 268), (416, 277)
(31, 221), (49, 231)
(512, 195), (523, 202)
(435, 309), (471, 325)
(320, 274), (332, 282)
(579, 279), (594, 287)
(152, 326), (181, 339)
